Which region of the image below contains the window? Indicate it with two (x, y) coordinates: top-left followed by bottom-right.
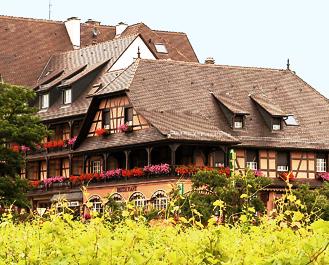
(246, 150), (258, 170)
(155, 43), (168, 53)
(89, 196), (103, 213)
(233, 115), (244, 129)
(63, 89), (72, 104)
(276, 151), (289, 171)
(102, 109), (110, 129)
(213, 150), (225, 167)
(284, 115), (299, 126)
(316, 153), (327, 173)
(124, 107), (133, 126)
(272, 118), (281, 131)
(91, 160), (101, 174)
(72, 157), (83, 176)
(151, 190), (168, 210)
(41, 94), (49, 109)
(129, 192), (146, 208)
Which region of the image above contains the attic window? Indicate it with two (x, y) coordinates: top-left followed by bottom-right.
(233, 115), (244, 129)
(284, 115), (299, 126)
(155, 43), (168, 53)
(41, 93), (49, 109)
(124, 107), (133, 126)
(272, 118), (282, 131)
(63, 89), (72, 105)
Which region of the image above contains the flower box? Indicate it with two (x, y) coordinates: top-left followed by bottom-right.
(278, 171), (295, 181)
(118, 123), (133, 133)
(95, 128), (110, 136)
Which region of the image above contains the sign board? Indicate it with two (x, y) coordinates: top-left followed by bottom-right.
(117, 185), (137, 193)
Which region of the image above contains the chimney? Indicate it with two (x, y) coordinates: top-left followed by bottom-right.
(204, 57), (215, 64)
(64, 17), (81, 49)
(115, 22), (128, 36)
(85, 19), (101, 26)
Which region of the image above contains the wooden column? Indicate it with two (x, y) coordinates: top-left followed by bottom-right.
(124, 150), (131, 170)
(83, 154), (88, 173)
(69, 120), (73, 138)
(169, 144), (180, 166)
(146, 147), (153, 166)
(103, 153), (109, 171)
(46, 158), (49, 179)
(69, 154), (72, 176)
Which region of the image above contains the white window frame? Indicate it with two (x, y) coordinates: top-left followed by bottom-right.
(92, 201), (103, 213)
(92, 161), (101, 174)
(41, 94), (49, 109)
(63, 89), (72, 104)
(316, 158), (326, 173)
(277, 165), (289, 172)
(153, 197), (167, 210)
(154, 43), (168, 53)
(246, 162), (257, 170)
(234, 121), (243, 129)
(272, 124), (281, 131)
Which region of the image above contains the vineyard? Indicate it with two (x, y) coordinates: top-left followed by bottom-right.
(0, 211), (327, 264)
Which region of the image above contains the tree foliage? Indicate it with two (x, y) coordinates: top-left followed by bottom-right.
(0, 83), (48, 177)
(173, 170), (272, 223)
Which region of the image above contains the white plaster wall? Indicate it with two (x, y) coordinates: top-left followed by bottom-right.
(110, 36), (156, 71)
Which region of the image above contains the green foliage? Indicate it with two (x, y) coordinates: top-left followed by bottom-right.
(0, 212), (328, 264)
(0, 176), (30, 208)
(0, 83), (48, 177)
(176, 169), (272, 224)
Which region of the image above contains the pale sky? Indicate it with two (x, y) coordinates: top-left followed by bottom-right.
(2, 0), (329, 97)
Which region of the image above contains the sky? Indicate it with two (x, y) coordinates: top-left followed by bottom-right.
(2, 0), (329, 97)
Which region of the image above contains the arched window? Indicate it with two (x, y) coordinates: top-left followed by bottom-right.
(89, 195), (103, 213)
(151, 190), (168, 210)
(129, 192), (146, 208)
(110, 193), (124, 203)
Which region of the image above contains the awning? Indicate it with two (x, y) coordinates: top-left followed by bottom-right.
(50, 192), (83, 202)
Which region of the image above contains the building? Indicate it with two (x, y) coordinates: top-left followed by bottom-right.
(1, 15), (328, 214)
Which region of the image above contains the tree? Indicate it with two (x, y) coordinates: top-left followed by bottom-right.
(173, 170), (272, 224)
(0, 83), (48, 208)
(0, 83), (48, 177)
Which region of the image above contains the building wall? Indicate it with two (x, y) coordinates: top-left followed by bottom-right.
(84, 178), (192, 203)
(88, 95), (149, 136)
(110, 36), (156, 71)
(235, 148), (317, 179)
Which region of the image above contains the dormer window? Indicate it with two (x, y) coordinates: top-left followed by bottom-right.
(272, 118), (282, 131)
(233, 115), (244, 129)
(63, 89), (72, 105)
(41, 93), (49, 109)
(155, 43), (168, 54)
(102, 109), (110, 129)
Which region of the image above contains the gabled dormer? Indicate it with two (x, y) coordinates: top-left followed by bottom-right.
(211, 92), (250, 130)
(250, 94), (289, 132)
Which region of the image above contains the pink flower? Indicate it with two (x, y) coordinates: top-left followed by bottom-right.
(43, 176), (67, 187)
(254, 170), (264, 177)
(104, 169), (122, 178)
(319, 172), (329, 181)
(20, 145), (31, 152)
(144, 164), (170, 175)
(118, 123), (129, 132)
(68, 136), (77, 145)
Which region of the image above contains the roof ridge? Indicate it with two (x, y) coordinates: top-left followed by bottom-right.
(51, 34), (139, 57)
(138, 58), (288, 72)
(0, 14), (63, 24)
(153, 29), (187, 35)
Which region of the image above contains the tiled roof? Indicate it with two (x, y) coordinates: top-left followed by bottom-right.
(212, 92), (250, 115)
(104, 59), (329, 150)
(121, 23), (199, 63)
(75, 127), (166, 153)
(0, 16), (197, 87)
(0, 15), (73, 86)
(250, 94), (289, 117)
(37, 34), (138, 82)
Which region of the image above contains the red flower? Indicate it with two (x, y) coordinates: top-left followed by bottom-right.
(95, 128), (108, 136)
(11, 144), (20, 152)
(69, 175), (80, 184)
(56, 140), (64, 147)
(29, 180), (40, 188)
(279, 171), (295, 181)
